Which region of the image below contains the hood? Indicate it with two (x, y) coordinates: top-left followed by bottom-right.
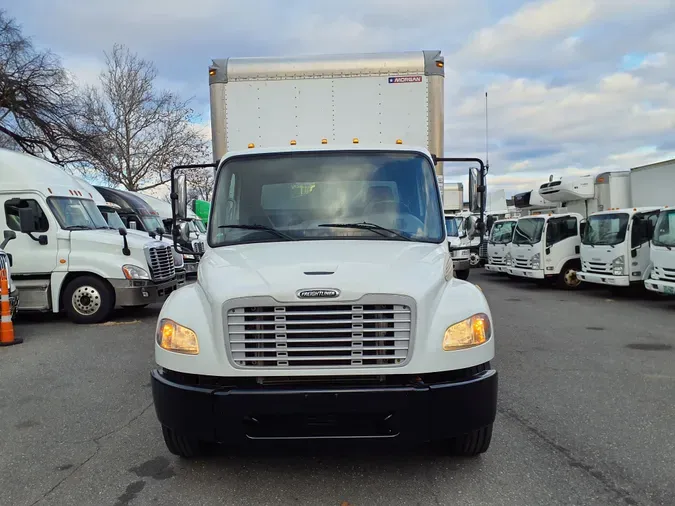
(198, 240), (450, 303)
(68, 229), (158, 250)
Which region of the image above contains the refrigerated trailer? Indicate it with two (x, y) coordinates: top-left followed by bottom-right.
(152, 51), (496, 459)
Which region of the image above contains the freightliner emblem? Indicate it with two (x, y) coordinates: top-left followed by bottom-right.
(296, 289), (340, 299)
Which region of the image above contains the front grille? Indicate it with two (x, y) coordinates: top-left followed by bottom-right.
(490, 255), (505, 266)
(479, 242), (488, 259)
(192, 240), (205, 254)
(654, 266), (675, 281)
(226, 302), (413, 368)
(147, 245), (176, 282)
(514, 258), (530, 269)
(582, 261), (611, 274)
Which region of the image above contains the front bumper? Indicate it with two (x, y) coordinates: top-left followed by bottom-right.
(507, 267), (545, 279)
(485, 263), (507, 273)
(9, 288), (19, 319)
(151, 366), (497, 444)
(111, 278), (178, 307)
(645, 278), (675, 295)
(576, 271), (630, 287)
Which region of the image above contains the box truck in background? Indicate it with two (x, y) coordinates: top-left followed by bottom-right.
(151, 51), (496, 459)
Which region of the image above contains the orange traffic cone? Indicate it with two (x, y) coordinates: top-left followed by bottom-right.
(0, 268), (22, 346)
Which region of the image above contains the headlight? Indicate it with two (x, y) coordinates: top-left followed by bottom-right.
(611, 256), (625, 276)
(122, 264), (150, 280)
(156, 318), (199, 355)
(443, 313), (491, 351)
(505, 253), (512, 266)
(183, 254), (195, 260)
(530, 252), (540, 270)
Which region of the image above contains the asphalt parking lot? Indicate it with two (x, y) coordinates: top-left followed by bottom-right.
(1, 271), (673, 506)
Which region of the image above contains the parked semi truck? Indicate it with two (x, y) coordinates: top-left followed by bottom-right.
(0, 149), (178, 324)
(74, 177), (187, 286)
(151, 50), (496, 458)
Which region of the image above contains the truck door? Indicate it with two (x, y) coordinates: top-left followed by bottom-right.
(1, 196), (59, 276)
(545, 216), (580, 270)
(629, 211), (659, 279)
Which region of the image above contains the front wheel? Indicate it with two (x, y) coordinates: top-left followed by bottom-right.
(469, 251), (482, 268)
(556, 264), (582, 290)
(455, 269), (470, 281)
(63, 275), (115, 324)
(444, 424), (493, 457)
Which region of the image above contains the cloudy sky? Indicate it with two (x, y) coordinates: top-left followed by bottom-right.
(6, 0), (675, 197)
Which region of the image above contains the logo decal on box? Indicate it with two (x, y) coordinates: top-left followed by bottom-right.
(388, 76), (422, 84)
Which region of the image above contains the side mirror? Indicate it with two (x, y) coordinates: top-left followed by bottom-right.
(118, 227), (127, 237)
(1, 230), (16, 250)
(18, 208), (37, 234)
(178, 222), (190, 244)
(468, 167), (484, 214)
(466, 216), (477, 239)
(174, 174), (188, 220)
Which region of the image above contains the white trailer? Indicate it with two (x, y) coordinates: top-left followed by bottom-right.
(0, 149), (179, 323)
(151, 51), (496, 459)
(443, 183), (463, 214)
(630, 158), (675, 295)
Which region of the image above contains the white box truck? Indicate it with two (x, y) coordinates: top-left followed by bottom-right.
(151, 51), (496, 458)
(630, 158), (675, 295)
(0, 149), (179, 324)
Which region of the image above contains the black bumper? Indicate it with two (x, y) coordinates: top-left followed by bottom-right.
(151, 367), (497, 444)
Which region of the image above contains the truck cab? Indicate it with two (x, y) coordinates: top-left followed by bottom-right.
(577, 207), (660, 288)
(645, 206), (675, 295)
(484, 218), (517, 273)
(507, 212), (584, 289)
(0, 149), (178, 324)
(444, 214), (471, 280)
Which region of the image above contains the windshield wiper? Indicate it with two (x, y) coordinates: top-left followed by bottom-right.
(218, 224), (295, 241)
(318, 222), (412, 241)
(64, 225), (93, 230)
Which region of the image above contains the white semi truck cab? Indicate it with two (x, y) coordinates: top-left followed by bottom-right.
(507, 212), (584, 289)
(645, 206), (675, 295)
(577, 207), (660, 288)
(0, 149), (179, 324)
(484, 218), (517, 273)
(444, 214), (472, 280)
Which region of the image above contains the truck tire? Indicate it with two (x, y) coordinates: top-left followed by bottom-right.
(455, 269), (470, 281)
(161, 425), (202, 458)
(446, 424), (493, 456)
(63, 275), (115, 324)
(469, 251), (481, 268)
(556, 262), (582, 290)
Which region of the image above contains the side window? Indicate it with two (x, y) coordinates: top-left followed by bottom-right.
(4, 199), (50, 232)
(547, 217), (578, 245)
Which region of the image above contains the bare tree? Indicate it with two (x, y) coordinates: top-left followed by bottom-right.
(187, 171), (214, 202)
(0, 10), (83, 163)
(71, 44), (209, 191)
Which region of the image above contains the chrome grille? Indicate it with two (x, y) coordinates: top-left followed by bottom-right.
(147, 245), (175, 282)
(226, 302), (412, 368)
(582, 261), (611, 274)
(479, 242), (488, 259)
(490, 255), (505, 266)
(0, 253), (9, 285)
(192, 240), (205, 254)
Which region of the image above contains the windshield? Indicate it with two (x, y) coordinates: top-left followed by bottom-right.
(142, 215), (165, 233)
(209, 151), (444, 246)
(490, 221), (516, 244)
(98, 206), (126, 230)
(513, 218), (545, 245)
(48, 197), (109, 230)
(653, 210), (675, 247)
(445, 217), (459, 237)
(582, 213), (629, 245)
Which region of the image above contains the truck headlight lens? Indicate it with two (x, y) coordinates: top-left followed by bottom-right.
(611, 256), (625, 276)
(183, 254), (195, 260)
(156, 318), (199, 355)
(443, 313), (491, 351)
(122, 265), (150, 280)
(505, 253), (512, 266)
(530, 253), (540, 270)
